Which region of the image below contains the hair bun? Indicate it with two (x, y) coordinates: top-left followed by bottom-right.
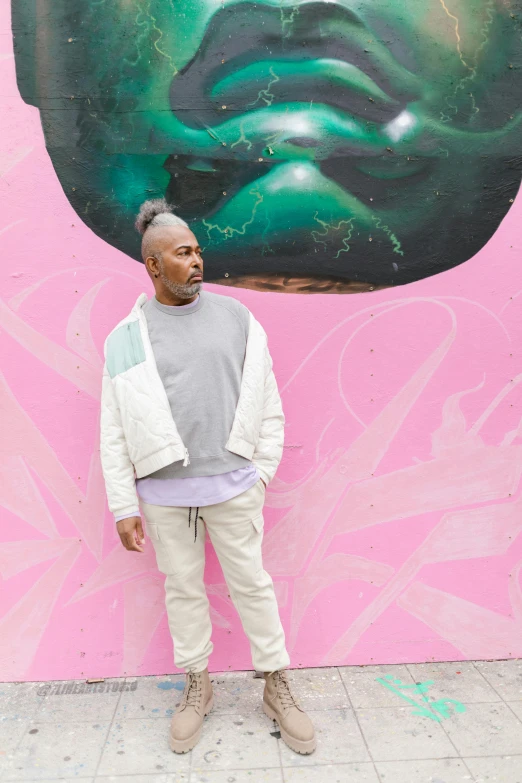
(135, 198), (173, 235)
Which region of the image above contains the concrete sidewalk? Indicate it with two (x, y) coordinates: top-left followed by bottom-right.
(1, 660), (521, 783)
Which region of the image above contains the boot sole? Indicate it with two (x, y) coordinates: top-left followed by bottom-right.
(263, 701), (317, 755)
(169, 694), (214, 754)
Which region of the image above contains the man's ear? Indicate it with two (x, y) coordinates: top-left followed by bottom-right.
(146, 256), (160, 279)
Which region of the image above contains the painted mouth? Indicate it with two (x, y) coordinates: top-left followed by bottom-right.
(166, 0), (426, 221)
(170, 1), (420, 136)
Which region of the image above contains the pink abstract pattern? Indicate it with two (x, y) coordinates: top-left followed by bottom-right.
(1, 5), (522, 681)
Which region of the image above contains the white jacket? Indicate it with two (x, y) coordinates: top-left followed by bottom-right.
(100, 294), (285, 518)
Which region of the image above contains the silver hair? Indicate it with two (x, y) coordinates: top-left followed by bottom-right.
(135, 198), (188, 235)
(136, 198), (189, 263)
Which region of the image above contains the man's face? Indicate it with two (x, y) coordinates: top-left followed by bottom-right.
(148, 226), (204, 298)
(12, 0), (522, 293)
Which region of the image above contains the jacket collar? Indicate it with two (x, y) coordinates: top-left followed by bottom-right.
(132, 293), (149, 317)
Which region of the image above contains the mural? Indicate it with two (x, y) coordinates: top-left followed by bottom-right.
(12, 0), (522, 293)
(1, 1), (522, 683)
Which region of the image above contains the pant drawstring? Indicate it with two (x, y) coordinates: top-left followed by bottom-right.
(188, 507), (200, 542)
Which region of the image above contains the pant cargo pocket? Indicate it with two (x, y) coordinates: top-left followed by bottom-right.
(145, 521), (174, 575)
(250, 514), (264, 573)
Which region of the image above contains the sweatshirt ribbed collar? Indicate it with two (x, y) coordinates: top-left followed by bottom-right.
(152, 293), (204, 316)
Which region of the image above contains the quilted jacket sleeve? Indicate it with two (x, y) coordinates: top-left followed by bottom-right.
(252, 344), (285, 485)
(100, 365), (140, 518)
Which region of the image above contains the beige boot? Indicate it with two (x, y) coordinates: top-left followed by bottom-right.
(263, 670), (316, 755)
(169, 670), (213, 753)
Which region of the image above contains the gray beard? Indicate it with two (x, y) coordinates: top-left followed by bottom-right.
(160, 270), (202, 300)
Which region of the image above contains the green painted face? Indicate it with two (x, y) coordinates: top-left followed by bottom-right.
(12, 0), (522, 292)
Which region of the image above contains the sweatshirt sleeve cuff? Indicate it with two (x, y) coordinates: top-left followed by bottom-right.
(115, 510), (140, 523)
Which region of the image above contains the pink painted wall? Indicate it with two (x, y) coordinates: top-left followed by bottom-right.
(2, 4), (522, 682)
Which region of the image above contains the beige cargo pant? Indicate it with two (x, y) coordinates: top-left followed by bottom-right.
(141, 479), (290, 673)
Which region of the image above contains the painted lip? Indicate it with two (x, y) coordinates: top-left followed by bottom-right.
(164, 2), (425, 221)
(170, 1), (420, 135)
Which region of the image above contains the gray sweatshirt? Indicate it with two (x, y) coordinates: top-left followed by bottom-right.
(142, 291), (251, 479)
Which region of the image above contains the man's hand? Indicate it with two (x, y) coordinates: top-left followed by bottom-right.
(117, 516), (145, 553)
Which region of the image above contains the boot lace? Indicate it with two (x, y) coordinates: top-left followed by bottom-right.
(181, 672), (203, 709)
(274, 671), (299, 710)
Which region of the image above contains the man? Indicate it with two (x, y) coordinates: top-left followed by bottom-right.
(100, 198), (316, 755)
(13, 0), (522, 293)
